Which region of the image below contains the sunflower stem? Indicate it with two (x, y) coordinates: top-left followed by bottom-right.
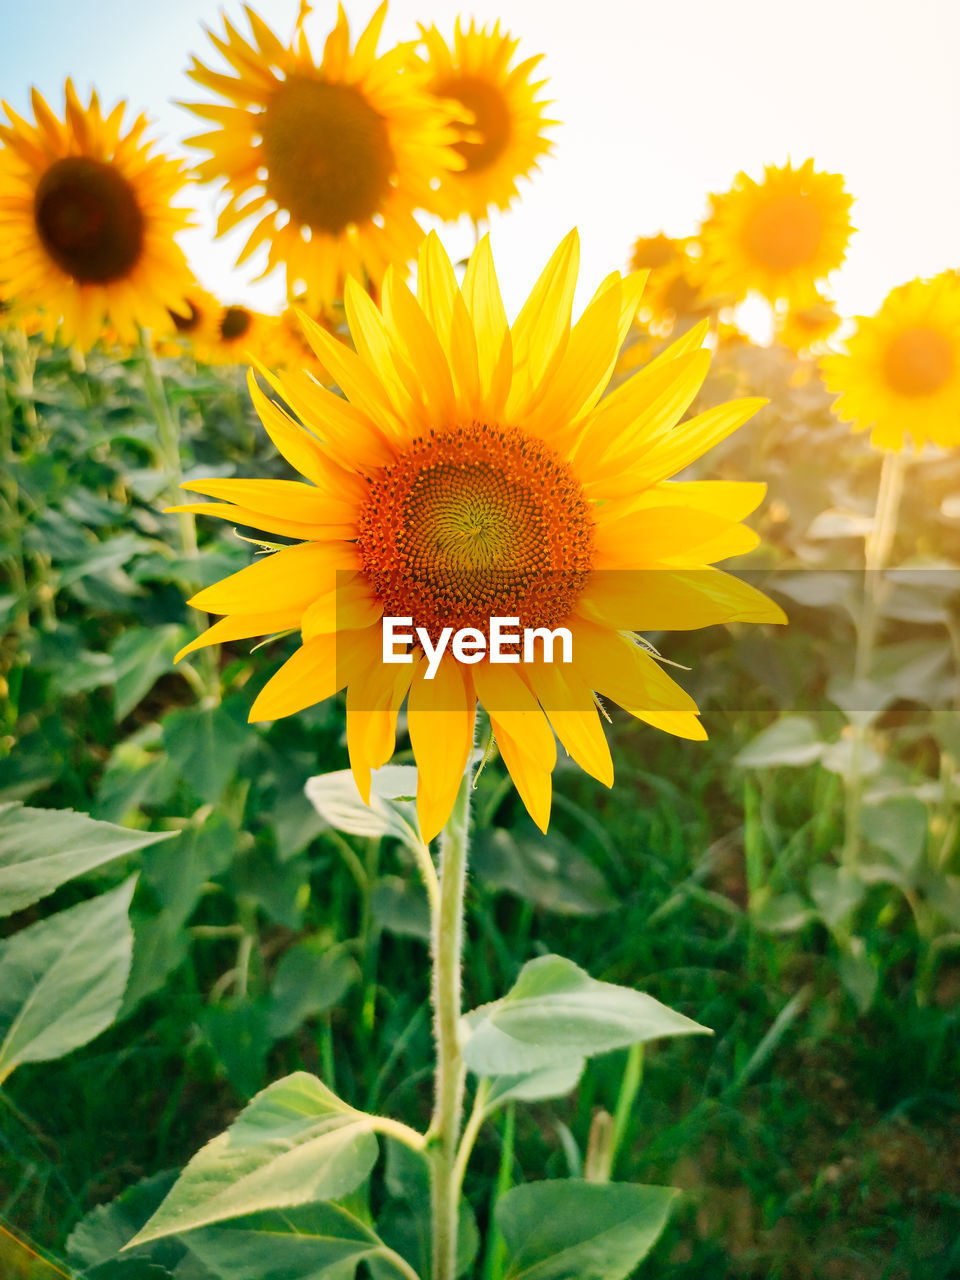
(844, 449), (907, 867)
(429, 774), (471, 1280)
(138, 330), (221, 706)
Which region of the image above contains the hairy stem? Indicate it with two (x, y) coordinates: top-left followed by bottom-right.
(429, 776), (471, 1280)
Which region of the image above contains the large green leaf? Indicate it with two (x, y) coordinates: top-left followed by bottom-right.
(0, 801), (173, 916)
(497, 1180), (678, 1280)
(0, 876), (137, 1083)
(128, 1073), (379, 1247)
(463, 955), (709, 1076)
(183, 1202), (413, 1280)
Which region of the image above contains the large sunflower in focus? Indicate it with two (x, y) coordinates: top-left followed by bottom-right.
(416, 19), (555, 222)
(171, 231), (784, 839)
(699, 160), (853, 307)
(183, 3), (463, 308)
(821, 275), (960, 451)
(0, 82), (192, 349)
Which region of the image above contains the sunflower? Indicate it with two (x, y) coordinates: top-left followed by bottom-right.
(170, 231), (784, 839)
(183, 4), (463, 308)
(775, 293), (841, 354)
(629, 233), (720, 335)
(699, 160), (853, 307)
(194, 303), (280, 367)
(821, 275), (960, 451)
(0, 81), (192, 350)
(414, 19), (555, 223)
(162, 283), (223, 352)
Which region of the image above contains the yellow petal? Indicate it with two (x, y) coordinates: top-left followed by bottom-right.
(188, 541), (355, 614)
(175, 609), (302, 661)
(506, 229), (579, 418)
(568, 619), (699, 713)
(525, 662), (613, 787)
(248, 633), (341, 721)
(577, 568), (787, 631)
(408, 655), (476, 842)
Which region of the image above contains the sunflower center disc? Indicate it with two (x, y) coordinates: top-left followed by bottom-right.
(221, 306), (252, 340)
(357, 423), (593, 637)
(884, 325), (954, 397)
(436, 74), (512, 172)
(170, 301), (201, 333)
(34, 156), (144, 284)
(261, 77), (394, 233)
(744, 192), (823, 271)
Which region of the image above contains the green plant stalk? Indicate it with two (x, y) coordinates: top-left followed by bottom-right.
(844, 449), (907, 867)
(138, 332), (221, 705)
(428, 775), (471, 1280)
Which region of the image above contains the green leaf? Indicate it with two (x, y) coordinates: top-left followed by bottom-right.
(267, 940), (358, 1039)
(497, 1180), (678, 1280)
(305, 765), (422, 850)
(463, 955), (709, 1076)
(161, 701), (249, 805)
(110, 625), (188, 721)
(82, 1262), (174, 1280)
(473, 825), (617, 915)
(734, 717), (826, 768)
(199, 1000), (273, 1099)
(0, 876), (136, 1083)
(371, 876), (431, 941)
(128, 1072), (379, 1247)
(183, 1202), (409, 1280)
(0, 801), (173, 916)
(68, 1170), (180, 1268)
(808, 865), (866, 930)
(860, 796), (927, 873)
(484, 1059), (585, 1109)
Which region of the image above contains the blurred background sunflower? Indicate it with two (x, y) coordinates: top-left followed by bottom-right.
(699, 160), (853, 307)
(821, 273), (960, 451)
(182, 3), (462, 308)
(0, 80), (192, 349)
(414, 18), (555, 224)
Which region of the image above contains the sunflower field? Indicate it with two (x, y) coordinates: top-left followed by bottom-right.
(1, 4), (959, 1279)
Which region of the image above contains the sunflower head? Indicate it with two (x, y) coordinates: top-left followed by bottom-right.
(171, 231), (783, 840)
(183, 3), (464, 308)
(192, 303), (280, 367)
(157, 284), (224, 355)
(0, 81), (192, 349)
(699, 159), (853, 307)
(775, 293), (841, 354)
(821, 274), (960, 451)
(629, 233), (719, 335)
(415, 18), (556, 223)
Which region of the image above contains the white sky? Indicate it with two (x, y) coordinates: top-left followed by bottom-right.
(2, 0), (958, 321)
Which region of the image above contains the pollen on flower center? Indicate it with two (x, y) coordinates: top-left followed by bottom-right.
(744, 193), (823, 271)
(356, 423), (593, 637)
(883, 325), (954, 397)
(34, 156), (144, 283)
(436, 74), (512, 172)
(260, 76), (394, 232)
